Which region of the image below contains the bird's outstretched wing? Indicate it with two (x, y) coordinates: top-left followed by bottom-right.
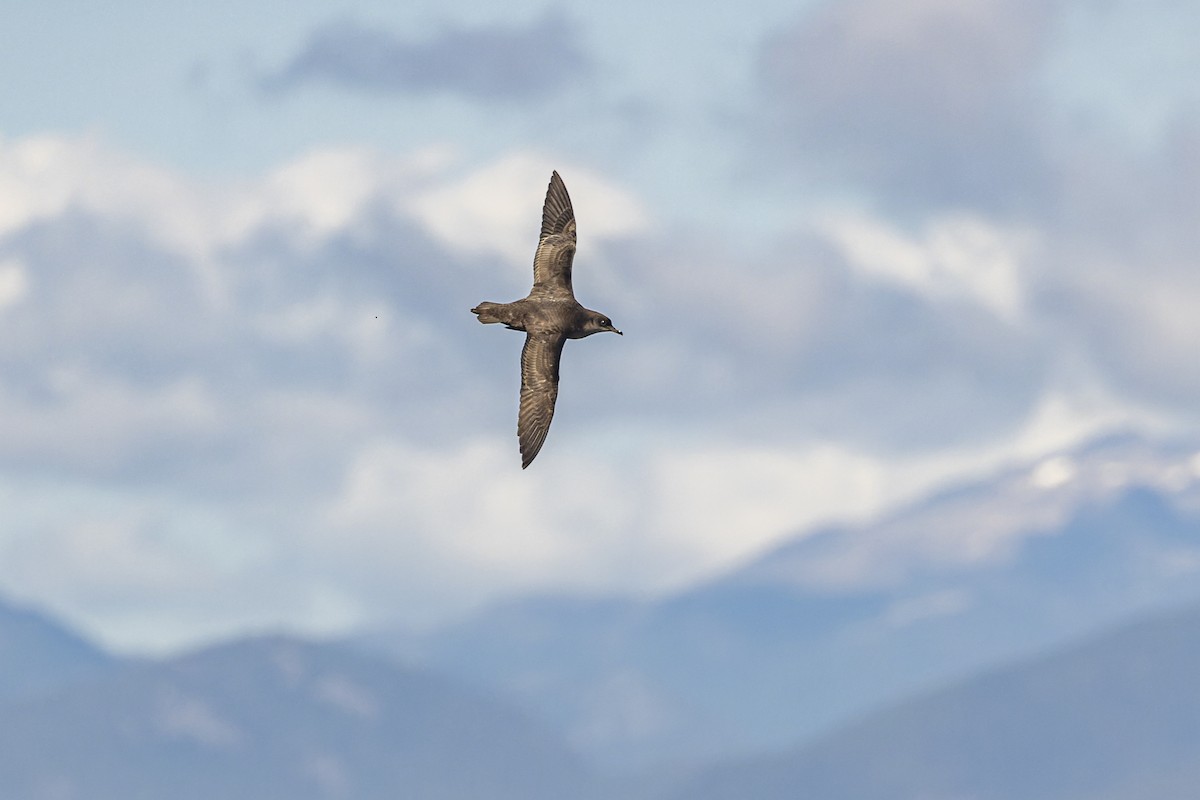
(518, 331), (567, 468)
(532, 171), (577, 299)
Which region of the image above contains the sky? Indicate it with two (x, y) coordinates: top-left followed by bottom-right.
(2, 0), (1200, 654)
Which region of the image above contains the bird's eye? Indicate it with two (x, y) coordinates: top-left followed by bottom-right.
(601, 319), (610, 327)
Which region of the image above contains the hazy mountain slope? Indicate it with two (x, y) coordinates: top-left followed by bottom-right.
(0, 636), (597, 800)
(0, 596), (116, 702)
(369, 435), (1200, 767)
(668, 601), (1200, 800)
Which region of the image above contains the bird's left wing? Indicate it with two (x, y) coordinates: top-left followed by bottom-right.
(517, 331), (567, 468)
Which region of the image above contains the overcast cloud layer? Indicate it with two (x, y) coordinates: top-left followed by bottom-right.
(1, 0), (1198, 652)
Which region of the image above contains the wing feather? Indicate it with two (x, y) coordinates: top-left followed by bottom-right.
(540, 171), (574, 239)
(517, 332), (566, 468)
(532, 171), (577, 298)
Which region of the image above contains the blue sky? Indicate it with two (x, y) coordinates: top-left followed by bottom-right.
(2, 0), (1200, 653)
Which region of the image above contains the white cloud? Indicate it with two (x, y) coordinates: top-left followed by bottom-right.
(1030, 456), (1077, 490)
(820, 211), (1034, 322)
(407, 152), (648, 272)
(308, 435), (913, 627)
(642, 444), (892, 583)
(0, 258), (29, 309)
(231, 144), (456, 245)
(0, 134), (218, 264)
(0, 135), (521, 266)
(325, 437), (576, 576)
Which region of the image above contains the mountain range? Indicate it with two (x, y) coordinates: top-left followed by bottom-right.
(6, 586), (1200, 798)
(369, 433), (1200, 767)
(0, 631), (597, 800)
(0, 597), (117, 702)
(668, 601), (1200, 800)
(3, 433), (1200, 797)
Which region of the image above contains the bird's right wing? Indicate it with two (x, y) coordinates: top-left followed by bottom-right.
(531, 171), (577, 298)
(518, 331), (567, 468)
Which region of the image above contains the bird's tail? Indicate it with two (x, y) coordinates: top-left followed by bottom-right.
(471, 302), (505, 324)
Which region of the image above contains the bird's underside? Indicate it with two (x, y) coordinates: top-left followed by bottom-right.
(470, 171), (620, 468)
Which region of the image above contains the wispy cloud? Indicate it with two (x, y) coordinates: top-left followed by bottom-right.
(262, 11), (593, 103)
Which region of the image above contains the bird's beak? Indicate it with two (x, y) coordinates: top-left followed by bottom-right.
(612, 327), (623, 335)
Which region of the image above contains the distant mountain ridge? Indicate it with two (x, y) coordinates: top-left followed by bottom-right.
(0, 595), (116, 702)
(5, 598), (1200, 799)
(369, 434), (1200, 768)
(667, 600), (1200, 800)
(0, 635), (599, 800)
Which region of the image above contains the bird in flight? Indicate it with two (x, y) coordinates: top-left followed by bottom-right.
(471, 171), (622, 468)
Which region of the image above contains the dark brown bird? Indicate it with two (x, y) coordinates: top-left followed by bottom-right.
(471, 171), (622, 468)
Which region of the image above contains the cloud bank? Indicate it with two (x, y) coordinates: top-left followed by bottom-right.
(4, 1), (1200, 652)
(263, 11), (593, 102)
(0, 131), (1114, 652)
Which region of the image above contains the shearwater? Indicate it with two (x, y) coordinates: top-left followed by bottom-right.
(471, 171), (622, 468)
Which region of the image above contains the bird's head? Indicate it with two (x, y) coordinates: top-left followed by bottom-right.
(586, 312), (622, 337)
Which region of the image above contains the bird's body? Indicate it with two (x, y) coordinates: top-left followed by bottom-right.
(471, 171), (621, 468)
